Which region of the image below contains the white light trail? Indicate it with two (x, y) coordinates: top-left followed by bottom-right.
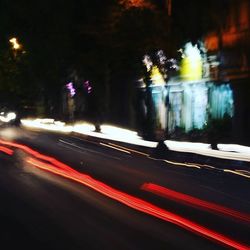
(21, 119), (250, 163)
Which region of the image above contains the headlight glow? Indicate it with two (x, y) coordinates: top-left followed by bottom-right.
(7, 112), (16, 121)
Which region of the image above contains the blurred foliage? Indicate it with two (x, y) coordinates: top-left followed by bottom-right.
(0, 44), (39, 111)
(205, 114), (233, 143)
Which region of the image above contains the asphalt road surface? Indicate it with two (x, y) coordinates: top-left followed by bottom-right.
(0, 127), (249, 250)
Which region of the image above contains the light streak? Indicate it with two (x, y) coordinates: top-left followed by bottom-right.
(164, 140), (250, 163)
(20, 119), (250, 163)
(0, 139), (76, 174)
(218, 144), (250, 155)
(148, 156), (201, 169)
(24, 156), (249, 250)
(100, 125), (140, 139)
(0, 146), (13, 155)
(163, 159), (201, 169)
(108, 143), (149, 156)
(74, 124), (157, 148)
(100, 143), (131, 154)
(152, 155), (250, 180)
(164, 141), (250, 163)
(141, 183), (250, 224)
(235, 170), (250, 176)
(1, 138), (249, 249)
(21, 119), (157, 147)
(21, 119), (72, 133)
(223, 169), (250, 179)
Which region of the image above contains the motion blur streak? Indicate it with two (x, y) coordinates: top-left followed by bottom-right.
(148, 156), (201, 170)
(223, 169), (250, 179)
(0, 138), (248, 249)
(108, 143), (149, 156)
(163, 159), (201, 169)
(0, 146), (13, 155)
(0, 139), (76, 174)
(141, 183), (250, 223)
(148, 156), (201, 169)
(100, 143), (131, 154)
(24, 158), (248, 250)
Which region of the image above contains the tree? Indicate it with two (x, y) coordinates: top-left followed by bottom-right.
(99, 1), (169, 126)
(0, 0), (170, 124)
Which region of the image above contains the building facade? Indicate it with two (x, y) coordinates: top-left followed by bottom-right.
(204, 0), (250, 145)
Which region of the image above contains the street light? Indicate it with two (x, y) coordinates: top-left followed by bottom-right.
(9, 37), (21, 50)
(9, 37), (22, 58)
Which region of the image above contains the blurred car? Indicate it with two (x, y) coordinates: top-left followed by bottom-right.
(0, 108), (20, 126)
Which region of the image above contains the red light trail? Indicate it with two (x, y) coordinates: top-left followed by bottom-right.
(0, 145), (13, 155)
(0, 139), (249, 250)
(141, 183), (250, 224)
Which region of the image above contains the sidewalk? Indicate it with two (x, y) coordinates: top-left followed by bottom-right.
(20, 118), (250, 172)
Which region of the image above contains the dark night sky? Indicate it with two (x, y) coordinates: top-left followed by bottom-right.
(0, 0), (231, 89)
(0, 0), (232, 81)
(0, 0), (230, 48)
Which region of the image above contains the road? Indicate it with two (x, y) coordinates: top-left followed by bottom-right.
(0, 127), (249, 250)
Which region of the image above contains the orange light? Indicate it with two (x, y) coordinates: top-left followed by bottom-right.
(0, 146), (13, 155)
(9, 37), (21, 50)
(119, 0), (154, 9)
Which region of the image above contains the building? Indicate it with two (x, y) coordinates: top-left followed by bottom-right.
(137, 0), (250, 145)
(204, 0), (250, 145)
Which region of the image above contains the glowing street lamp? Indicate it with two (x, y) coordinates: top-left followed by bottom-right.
(9, 37), (21, 50)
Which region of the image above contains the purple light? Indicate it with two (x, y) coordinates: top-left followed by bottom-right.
(66, 82), (76, 97)
(83, 80), (92, 94)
